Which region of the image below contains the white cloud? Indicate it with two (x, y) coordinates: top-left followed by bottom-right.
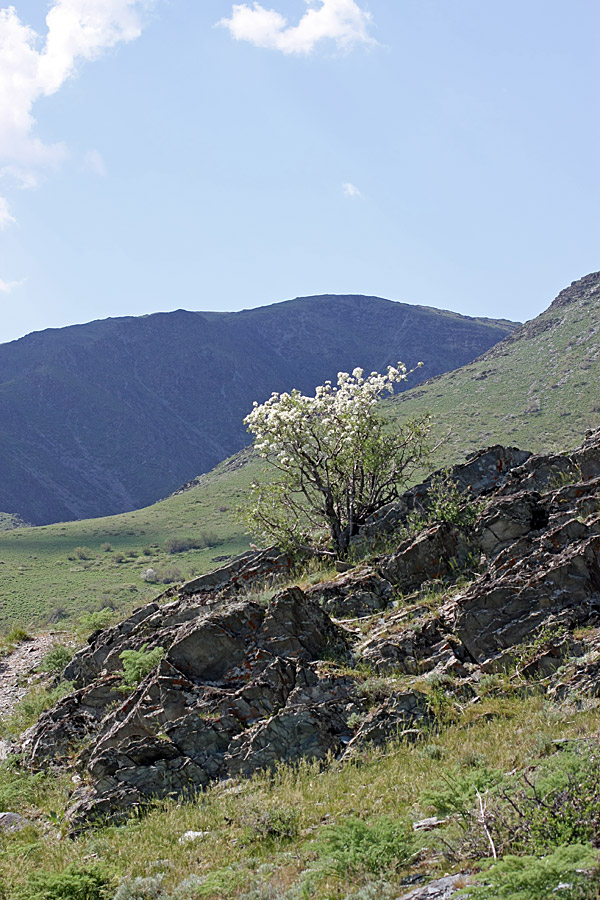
(219, 0), (376, 55)
(0, 1), (154, 211)
(0, 196), (15, 228)
(0, 277), (23, 294)
(83, 149), (107, 176)
(342, 181), (362, 198)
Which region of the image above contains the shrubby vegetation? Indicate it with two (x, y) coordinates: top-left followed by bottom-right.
(244, 365), (431, 557)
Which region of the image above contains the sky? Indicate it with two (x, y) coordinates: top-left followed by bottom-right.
(0, 0), (598, 344)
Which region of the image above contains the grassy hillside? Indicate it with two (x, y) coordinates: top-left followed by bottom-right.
(390, 271), (600, 466)
(0, 273), (597, 634)
(0, 454), (256, 631)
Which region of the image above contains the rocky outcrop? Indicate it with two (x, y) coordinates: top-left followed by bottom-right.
(22, 428), (600, 826)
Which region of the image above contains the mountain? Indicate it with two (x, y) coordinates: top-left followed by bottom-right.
(390, 271), (600, 464)
(0, 294), (515, 525)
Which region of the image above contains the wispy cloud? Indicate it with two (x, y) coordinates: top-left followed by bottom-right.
(0, 1), (154, 214)
(342, 181), (362, 198)
(0, 197), (15, 229)
(219, 0), (376, 55)
(83, 149), (107, 177)
(0, 277), (23, 294)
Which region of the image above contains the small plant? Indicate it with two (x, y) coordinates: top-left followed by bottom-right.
(100, 542), (112, 552)
(119, 644), (166, 691)
(4, 625), (30, 645)
(239, 806), (300, 844)
(80, 607), (116, 632)
(12, 864), (113, 900)
(70, 546), (94, 560)
(459, 844), (598, 900)
(163, 533), (219, 554)
(37, 644), (73, 674)
(313, 816), (415, 877)
(0, 681), (74, 737)
(113, 875), (166, 900)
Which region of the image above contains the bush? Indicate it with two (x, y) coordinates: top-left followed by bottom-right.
(4, 625), (30, 645)
(460, 844), (598, 900)
(37, 644), (73, 674)
(313, 816), (415, 877)
(119, 644), (166, 690)
(70, 546), (94, 560)
(163, 533), (219, 554)
(12, 863), (113, 900)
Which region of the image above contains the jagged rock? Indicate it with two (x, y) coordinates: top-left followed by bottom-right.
(358, 614), (449, 675)
(34, 587), (353, 824)
(306, 567), (393, 618)
(344, 691), (431, 754)
(25, 674), (123, 764)
(356, 444), (531, 543)
(24, 430), (600, 826)
(379, 523), (474, 593)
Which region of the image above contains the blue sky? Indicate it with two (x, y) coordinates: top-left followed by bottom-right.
(0, 0), (598, 344)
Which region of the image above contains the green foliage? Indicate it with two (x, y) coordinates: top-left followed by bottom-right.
(5, 625), (30, 645)
(244, 365), (431, 557)
(460, 844), (598, 900)
(500, 747), (600, 854)
(119, 644), (166, 690)
(239, 806), (300, 844)
(69, 546), (94, 560)
(163, 533), (219, 554)
(421, 765), (504, 822)
(423, 470), (483, 529)
(37, 644), (73, 674)
(12, 864), (113, 900)
(313, 816), (415, 877)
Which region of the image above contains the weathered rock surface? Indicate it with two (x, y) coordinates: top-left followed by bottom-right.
(22, 427), (600, 825)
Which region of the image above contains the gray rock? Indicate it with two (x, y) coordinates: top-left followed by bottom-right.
(397, 874), (472, 900)
(0, 812), (29, 832)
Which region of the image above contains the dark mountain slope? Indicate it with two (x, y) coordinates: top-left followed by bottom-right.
(0, 294), (515, 525)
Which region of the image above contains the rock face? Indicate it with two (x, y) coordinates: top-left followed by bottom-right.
(23, 428), (600, 826)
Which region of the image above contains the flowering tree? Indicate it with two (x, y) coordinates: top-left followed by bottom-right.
(243, 364), (431, 558)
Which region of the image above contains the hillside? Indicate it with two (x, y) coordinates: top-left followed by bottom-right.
(0, 295), (515, 525)
(1, 273), (599, 633)
(390, 271), (600, 464)
(2, 429), (600, 899)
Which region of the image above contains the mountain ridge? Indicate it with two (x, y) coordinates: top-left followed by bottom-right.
(0, 294), (516, 526)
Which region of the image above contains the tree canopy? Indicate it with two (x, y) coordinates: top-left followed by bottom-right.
(243, 364), (431, 557)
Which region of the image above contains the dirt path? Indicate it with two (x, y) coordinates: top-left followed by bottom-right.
(0, 633), (69, 720)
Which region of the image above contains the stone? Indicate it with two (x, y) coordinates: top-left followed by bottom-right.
(307, 567), (393, 618)
(397, 874), (472, 899)
(0, 812), (29, 832)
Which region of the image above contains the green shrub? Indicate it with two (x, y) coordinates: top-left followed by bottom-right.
(5, 626), (30, 645)
(420, 765), (504, 822)
(37, 645), (73, 674)
(460, 844), (598, 900)
(119, 644), (165, 690)
(70, 547), (94, 560)
(499, 747), (600, 854)
(13, 863), (113, 900)
(239, 806), (300, 844)
(313, 816), (415, 877)
(163, 533), (219, 555)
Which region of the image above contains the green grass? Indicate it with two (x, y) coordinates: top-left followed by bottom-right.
(1, 281), (598, 635)
(389, 286), (600, 467)
(0, 456), (256, 632)
(1, 692), (599, 899)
